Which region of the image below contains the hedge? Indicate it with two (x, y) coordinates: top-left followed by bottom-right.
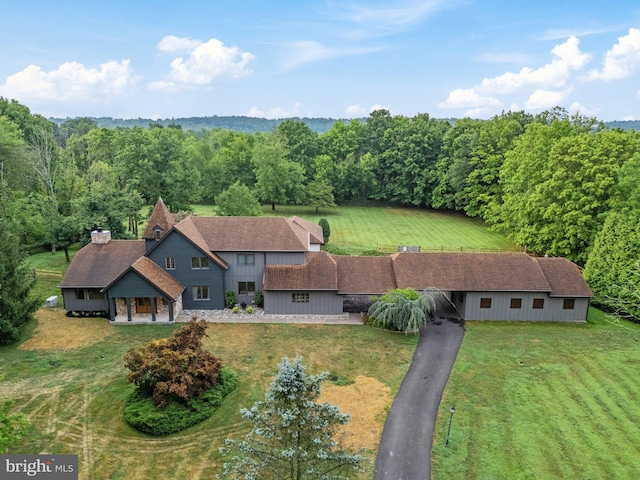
(124, 367), (239, 436)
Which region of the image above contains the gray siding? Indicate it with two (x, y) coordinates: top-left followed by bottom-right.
(108, 270), (166, 298)
(459, 291), (589, 322)
(61, 289), (108, 312)
(218, 252), (265, 304)
(147, 232), (225, 309)
(264, 291), (343, 315)
(265, 252), (305, 265)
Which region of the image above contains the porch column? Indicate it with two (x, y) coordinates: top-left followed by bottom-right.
(126, 297), (132, 322)
(151, 297), (156, 322)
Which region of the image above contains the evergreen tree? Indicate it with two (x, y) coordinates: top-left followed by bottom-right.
(0, 198), (40, 344)
(222, 356), (363, 479)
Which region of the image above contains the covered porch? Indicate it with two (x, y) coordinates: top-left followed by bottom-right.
(105, 257), (186, 325)
(110, 295), (183, 324)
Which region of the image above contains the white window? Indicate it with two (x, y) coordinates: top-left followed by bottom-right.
(193, 285), (210, 301)
(191, 257), (209, 269)
(165, 257), (175, 270)
(239, 282), (256, 295)
(292, 293), (310, 303)
(238, 254), (255, 266)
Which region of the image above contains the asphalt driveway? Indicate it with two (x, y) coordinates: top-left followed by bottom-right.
(374, 293), (464, 480)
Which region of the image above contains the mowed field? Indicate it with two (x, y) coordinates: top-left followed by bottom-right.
(9, 205), (640, 479)
(190, 204), (519, 254)
(432, 309), (640, 479)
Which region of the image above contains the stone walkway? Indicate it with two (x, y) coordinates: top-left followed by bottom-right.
(177, 309), (363, 325)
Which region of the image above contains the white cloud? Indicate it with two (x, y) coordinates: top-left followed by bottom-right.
(157, 35), (202, 53)
(568, 101), (599, 117)
(0, 60), (139, 102)
(438, 88), (502, 108)
(281, 40), (383, 71)
(586, 28), (640, 81)
(153, 36), (255, 89)
(478, 36), (590, 95)
(346, 104), (368, 117)
(525, 89), (567, 109)
(246, 102), (302, 119)
(440, 36), (592, 114)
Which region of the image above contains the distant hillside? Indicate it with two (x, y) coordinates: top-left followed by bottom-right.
(48, 115), (638, 133)
(603, 120), (640, 131)
(49, 115), (353, 133)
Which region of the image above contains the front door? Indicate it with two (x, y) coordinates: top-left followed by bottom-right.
(136, 297), (154, 314)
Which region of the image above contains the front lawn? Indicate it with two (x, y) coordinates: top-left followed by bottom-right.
(0, 311), (417, 479)
(432, 308), (640, 479)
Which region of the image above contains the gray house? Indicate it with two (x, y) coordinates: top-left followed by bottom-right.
(59, 198), (592, 323)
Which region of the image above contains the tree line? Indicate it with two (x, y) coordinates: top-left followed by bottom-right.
(2, 97), (639, 320)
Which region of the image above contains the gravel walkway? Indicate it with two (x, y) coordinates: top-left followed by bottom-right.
(177, 309), (363, 325)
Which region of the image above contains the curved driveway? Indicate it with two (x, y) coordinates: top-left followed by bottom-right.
(374, 294), (464, 480)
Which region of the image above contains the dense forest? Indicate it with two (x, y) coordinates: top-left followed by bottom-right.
(2, 97), (640, 320)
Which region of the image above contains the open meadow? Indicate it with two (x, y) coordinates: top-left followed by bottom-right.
(6, 205), (640, 479)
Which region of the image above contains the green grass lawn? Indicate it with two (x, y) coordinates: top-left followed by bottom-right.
(13, 205), (639, 479)
(189, 204), (518, 254)
(1, 318), (417, 480)
(432, 308), (640, 479)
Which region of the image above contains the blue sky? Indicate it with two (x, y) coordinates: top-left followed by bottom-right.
(1, 1), (640, 121)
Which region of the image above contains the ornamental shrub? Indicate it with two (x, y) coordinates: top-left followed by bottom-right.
(318, 218), (330, 244)
(246, 306), (253, 314)
(225, 290), (237, 308)
(252, 290), (264, 308)
(124, 367), (239, 435)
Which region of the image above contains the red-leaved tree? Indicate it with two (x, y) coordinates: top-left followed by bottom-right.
(124, 318), (222, 408)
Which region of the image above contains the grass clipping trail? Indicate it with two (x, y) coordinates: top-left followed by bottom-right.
(319, 375), (391, 451)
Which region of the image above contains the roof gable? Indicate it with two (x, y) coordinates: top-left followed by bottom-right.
(171, 218), (228, 269)
(289, 216), (323, 245)
(142, 197), (176, 240)
(129, 257), (185, 299)
(535, 257), (593, 297)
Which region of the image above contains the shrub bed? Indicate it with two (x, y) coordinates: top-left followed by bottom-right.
(124, 367), (239, 436)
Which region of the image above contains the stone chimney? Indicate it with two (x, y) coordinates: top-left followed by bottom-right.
(91, 228), (111, 244)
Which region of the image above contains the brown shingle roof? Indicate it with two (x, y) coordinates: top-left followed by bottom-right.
(189, 216), (309, 251)
(263, 251), (338, 290)
(173, 218), (228, 269)
(59, 240), (146, 288)
(535, 257), (593, 297)
(130, 257), (185, 299)
(334, 256), (397, 294)
(289, 216), (324, 245)
(391, 252), (552, 292)
(142, 197), (175, 240)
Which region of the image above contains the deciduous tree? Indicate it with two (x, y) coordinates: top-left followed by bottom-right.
(124, 319), (223, 408)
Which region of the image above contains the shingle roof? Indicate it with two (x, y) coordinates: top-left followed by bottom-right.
(142, 197), (175, 240)
(59, 240), (146, 288)
(262, 251), (592, 298)
(391, 252), (553, 292)
(173, 217), (228, 269)
(534, 257), (593, 297)
(189, 216), (309, 251)
(129, 257), (185, 299)
(263, 251), (338, 290)
(334, 255), (397, 294)
(288, 216), (324, 245)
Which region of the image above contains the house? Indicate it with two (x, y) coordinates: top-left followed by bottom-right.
(59, 198), (592, 323)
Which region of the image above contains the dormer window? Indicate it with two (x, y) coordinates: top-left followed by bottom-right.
(154, 228), (162, 241)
